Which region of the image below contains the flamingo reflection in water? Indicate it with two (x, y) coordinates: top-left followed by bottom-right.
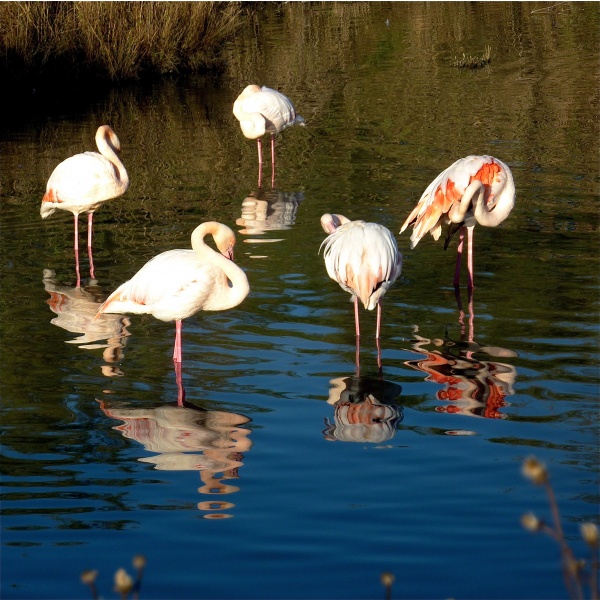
(405, 292), (518, 426)
(233, 85), (305, 188)
(98, 398), (252, 519)
(237, 189), (304, 241)
(40, 125), (129, 287)
(320, 213), (403, 370)
(323, 375), (403, 444)
(43, 269), (130, 376)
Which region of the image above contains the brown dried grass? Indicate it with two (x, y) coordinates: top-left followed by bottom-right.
(0, 1), (242, 80)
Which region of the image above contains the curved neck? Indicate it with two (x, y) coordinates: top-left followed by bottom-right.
(191, 223), (250, 309)
(96, 126), (129, 190)
(233, 103), (266, 139)
(448, 177), (514, 228)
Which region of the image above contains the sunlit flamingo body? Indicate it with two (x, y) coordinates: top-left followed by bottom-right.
(233, 84), (305, 187)
(399, 155), (515, 290)
(40, 125), (129, 286)
(320, 213), (403, 341)
(95, 222), (250, 403)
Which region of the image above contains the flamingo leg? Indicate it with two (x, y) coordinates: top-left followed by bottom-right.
(375, 302), (382, 340)
(376, 336), (382, 374)
(466, 226), (475, 292)
(173, 319), (183, 364)
(354, 296), (360, 338)
(453, 227), (466, 289)
(73, 214), (81, 288)
(87, 212), (95, 280)
(355, 335), (361, 375)
(257, 138), (263, 188)
(175, 359), (186, 407)
(271, 134), (276, 188)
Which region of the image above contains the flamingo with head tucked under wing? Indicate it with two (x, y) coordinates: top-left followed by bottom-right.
(40, 125), (129, 287)
(320, 213), (403, 343)
(399, 155), (515, 291)
(95, 222), (250, 404)
(233, 85), (305, 188)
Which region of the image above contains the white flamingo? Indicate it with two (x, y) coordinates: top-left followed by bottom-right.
(233, 85), (304, 187)
(40, 125), (129, 286)
(95, 222), (250, 404)
(320, 213), (402, 342)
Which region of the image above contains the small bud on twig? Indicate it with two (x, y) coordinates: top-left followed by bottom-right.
(114, 567), (134, 596)
(522, 456), (549, 485)
(581, 522), (599, 548)
(521, 512), (542, 532)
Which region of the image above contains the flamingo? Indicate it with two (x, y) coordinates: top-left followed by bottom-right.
(399, 155), (515, 291)
(40, 125), (129, 287)
(95, 222), (250, 405)
(319, 213), (403, 347)
(233, 85), (305, 188)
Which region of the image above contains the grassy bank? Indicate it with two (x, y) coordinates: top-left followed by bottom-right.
(0, 1), (243, 85)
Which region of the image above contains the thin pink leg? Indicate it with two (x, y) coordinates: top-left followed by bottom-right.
(355, 335), (360, 375)
(466, 226), (475, 292)
(454, 227), (465, 289)
(354, 297), (360, 337)
(257, 138), (263, 188)
(73, 214), (81, 288)
(375, 302), (382, 340)
(175, 359), (186, 407)
(376, 336), (382, 373)
(87, 212), (95, 280)
(271, 134), (276, 188)
(173, 319), (183, 363)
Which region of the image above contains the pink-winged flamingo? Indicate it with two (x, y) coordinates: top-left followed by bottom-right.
(95, 222), (250, 405)
(40, 125), (129, 287)
(233, 85), (305, 188)
(399, 155), (515, 291)
(320, 213), (403, 369)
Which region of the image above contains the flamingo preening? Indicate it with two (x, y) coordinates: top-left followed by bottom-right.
(40, 125), (129, 287)
(399, 155), (515, 291)
(233, 85), (305, 188)
(320, 213), (402, 370)
(95, 222), (250, 405)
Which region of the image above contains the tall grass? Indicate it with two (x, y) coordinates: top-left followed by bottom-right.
(0, 1), (243, 81)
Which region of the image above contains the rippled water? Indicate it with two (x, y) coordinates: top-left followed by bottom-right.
(1, 3), (599, 599)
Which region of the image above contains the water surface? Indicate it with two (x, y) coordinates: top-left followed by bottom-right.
(1, 3), (598, 599)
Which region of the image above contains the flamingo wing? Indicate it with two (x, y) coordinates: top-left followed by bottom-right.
(400, 155), (504, 248)
(42, 151), (123, 214)
(98, 250), (230, 321)
(245, 87), (296, 133)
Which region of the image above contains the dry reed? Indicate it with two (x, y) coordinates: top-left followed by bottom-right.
(0, 1), (242, 81)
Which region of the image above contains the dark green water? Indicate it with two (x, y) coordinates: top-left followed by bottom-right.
(1, 3), (598, 599)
